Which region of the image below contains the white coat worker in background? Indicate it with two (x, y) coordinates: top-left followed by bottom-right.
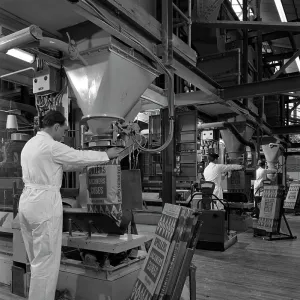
(203, 153), (243, 209)
(253, 160), (276, 218)
(253, 160), (277, 197)
(18, 110), (123, 300)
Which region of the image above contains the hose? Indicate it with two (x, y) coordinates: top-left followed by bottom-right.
(82, 0), (175, 153)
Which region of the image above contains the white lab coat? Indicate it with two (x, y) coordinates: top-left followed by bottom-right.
(19, 131), (109, 300)
(253, 167), (276, 196)
(203, 162), (242, 209)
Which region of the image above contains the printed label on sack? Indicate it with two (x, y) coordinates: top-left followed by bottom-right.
(87, 165), (121, 203)
(88, 176), (107, 198)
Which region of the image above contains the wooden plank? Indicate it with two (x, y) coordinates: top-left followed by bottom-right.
(193, 215), (300, 300)
(102, 0), (197, 65)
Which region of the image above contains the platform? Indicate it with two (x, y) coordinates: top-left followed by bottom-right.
(61, 232), (153, 253)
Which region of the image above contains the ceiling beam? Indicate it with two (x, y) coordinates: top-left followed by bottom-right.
(140, 85), (167, 107)
(249, 31), (300, 43)
(0, 98), (36, 115)
(0, 8), (61, 38)
(196, 20), (300, 32)
(263, 51), (295, 63)
(0, 53), (34, 86)
(0, 88), (21, 98)
(271, 49), (300, 79)
(0, 68), (33, 86)
(273, 125), (300, 135)
(222, 75), (300, 100)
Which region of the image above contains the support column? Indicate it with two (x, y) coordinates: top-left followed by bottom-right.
(161, 0), (176, 205)
(242, 0), (249, 107)
(256, 0), (264, 119)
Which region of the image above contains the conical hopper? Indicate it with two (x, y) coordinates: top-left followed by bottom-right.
(64, 46), (158, 135)
(262, 144), (282, 169)
(220, 121), (254, 160)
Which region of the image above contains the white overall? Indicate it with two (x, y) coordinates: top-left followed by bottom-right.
(203, 162), (242, 209)
(19, 184), (62, 300)
(19, 131), (109, 300)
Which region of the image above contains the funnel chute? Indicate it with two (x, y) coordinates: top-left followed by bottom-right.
(64, 40), (158, 135)
(262, 143), (282, 169)
(220, 117), (254, 160)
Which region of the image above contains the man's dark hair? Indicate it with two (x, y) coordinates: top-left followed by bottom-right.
(42, 110), (66, 128)
(208, 153), (219, 163)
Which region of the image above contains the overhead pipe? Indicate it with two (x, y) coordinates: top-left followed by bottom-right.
(0, 26), (87, 65)
(198, 121), (256, 150)
(0, 26), (43, 53)
(39, 37), (88, 65)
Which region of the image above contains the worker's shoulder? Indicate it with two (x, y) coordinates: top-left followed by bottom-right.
(22, 134), (54, 153)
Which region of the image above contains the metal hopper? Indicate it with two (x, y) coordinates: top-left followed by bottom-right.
(63, 35), (158, 135)
(220, 117), (255, 160)
(262, 143), (282, 170)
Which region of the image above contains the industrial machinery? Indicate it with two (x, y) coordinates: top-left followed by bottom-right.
(0, 28), (165, 300)
(142, 109), (199, 206)
(188, 116), (257, 251)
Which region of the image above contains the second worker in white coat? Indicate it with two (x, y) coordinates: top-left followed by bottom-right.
(18, 110), (124, 300)
(203, 153), (243, 209)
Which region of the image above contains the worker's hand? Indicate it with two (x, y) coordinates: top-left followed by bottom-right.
(106, 147), (124, 159)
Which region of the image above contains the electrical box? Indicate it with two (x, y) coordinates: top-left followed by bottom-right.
(33, 67), (61, 95)
(202, 130), (214, 140)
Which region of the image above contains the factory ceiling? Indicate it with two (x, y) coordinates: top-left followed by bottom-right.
(0, 0), (85, 37)
(0, 0), (300, 139)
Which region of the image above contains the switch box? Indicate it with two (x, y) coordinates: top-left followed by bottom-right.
(202, 130), (214, 140)
(33, 67), (61, 95)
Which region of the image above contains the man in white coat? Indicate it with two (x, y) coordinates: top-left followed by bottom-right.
(18, 110), (123, 300)
(203, 153), (243, 209)
(253, 160), (277, 217)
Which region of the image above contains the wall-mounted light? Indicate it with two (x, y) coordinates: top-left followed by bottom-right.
(6, 48), (35, 64)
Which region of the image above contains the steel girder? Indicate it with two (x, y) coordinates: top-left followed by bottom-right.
(221, 75), (300, 100)
(195, 20), (300, 32)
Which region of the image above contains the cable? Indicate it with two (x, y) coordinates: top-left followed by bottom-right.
(83, 0), (175, 153)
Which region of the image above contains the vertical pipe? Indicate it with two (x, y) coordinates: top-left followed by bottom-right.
(286, 101), (289, 125)
(242, 0), (249, 107)
(279, 95), (284, 126)
(237, 48), (241, 85)
(188, 0), (192, 47)
(256, 0), (264, 118)
(162, 0), (175, 205)
(162, 0), (174, 65)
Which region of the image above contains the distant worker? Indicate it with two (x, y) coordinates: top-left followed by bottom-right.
(203, 153), (243, 209)
(253, 160), (277, 196)
(253, 160), (276, 217)
(18, 110), (123, 300)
